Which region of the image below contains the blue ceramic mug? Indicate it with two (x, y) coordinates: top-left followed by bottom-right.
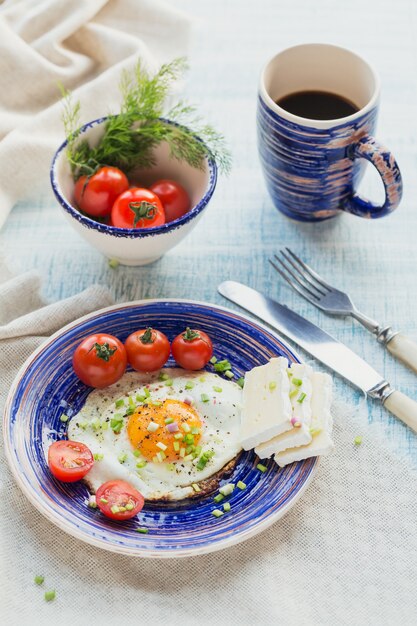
(257, 43), (403, 221)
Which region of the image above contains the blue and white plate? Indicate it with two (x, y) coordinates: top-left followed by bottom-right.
(3, 300), (318, 558)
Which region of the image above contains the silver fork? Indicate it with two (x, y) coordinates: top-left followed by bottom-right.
(270, 248), (417, 375)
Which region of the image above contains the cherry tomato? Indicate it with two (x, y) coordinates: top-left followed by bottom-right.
(150, 179), (191, 223)
(111, 188), (165, 229)
(125, 327), (171, 372)
(74, 166), (129, 218)
(48, 440), (94, 482)
(95, 480), (144, 520)
(171, 327), (213, 370)
(72, 333), (127, 388)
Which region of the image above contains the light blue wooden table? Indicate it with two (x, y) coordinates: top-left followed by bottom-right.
(1, 0), (416, 464)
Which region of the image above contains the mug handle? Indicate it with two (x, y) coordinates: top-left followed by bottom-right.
(342, 135), (403, 218)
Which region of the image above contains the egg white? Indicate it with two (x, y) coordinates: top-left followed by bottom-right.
(67, 369), (242, 500)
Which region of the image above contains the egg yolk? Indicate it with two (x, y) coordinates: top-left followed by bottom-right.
(127, 399), (202, 462)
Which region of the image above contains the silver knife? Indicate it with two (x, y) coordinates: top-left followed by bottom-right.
(218, 280), (417, 434)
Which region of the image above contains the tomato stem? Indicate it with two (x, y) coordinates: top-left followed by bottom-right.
(128, 201), (157, 226)
(182, 327), (200, 341)
(140, 327), (155, 344)
(91, 342), (117, 362)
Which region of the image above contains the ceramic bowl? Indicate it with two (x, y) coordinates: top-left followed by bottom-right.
(50, 117), (217, 266)
(4, 299), (318, 558)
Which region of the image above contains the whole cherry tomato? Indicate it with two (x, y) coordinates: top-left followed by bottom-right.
(48, 440), (94, 482)
(111, 188), (165, 229)
(74, 166), (129, 217)
(171, 327), (213, 370)
(125, 327), (171, 372)
(72, 333), (127, 388)
(150, 179), (191, 223)
(96, 480), (145, 521)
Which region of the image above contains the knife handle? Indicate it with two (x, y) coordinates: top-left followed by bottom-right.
(384, 390), (417, 433)
(386, 333), (417, 375)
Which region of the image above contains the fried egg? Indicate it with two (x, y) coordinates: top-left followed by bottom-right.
(67, 369), (242, 500)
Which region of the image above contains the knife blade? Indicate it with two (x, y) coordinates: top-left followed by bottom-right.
(218, 280), (417, 433)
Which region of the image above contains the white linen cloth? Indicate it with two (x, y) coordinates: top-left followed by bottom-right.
(0, 0), (192, 229)
(1, 266), (417, 625)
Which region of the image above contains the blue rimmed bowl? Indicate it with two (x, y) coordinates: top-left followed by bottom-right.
(3, 300), (318, 558)
(50, 118), (217, 266)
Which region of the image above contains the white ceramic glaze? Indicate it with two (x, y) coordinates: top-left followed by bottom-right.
(50, 118), (217, 266)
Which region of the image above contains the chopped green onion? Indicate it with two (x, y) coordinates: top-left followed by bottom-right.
(110, 417), (123, 433)
(292, 378), (302, 387)
(152, 455), (159, 463)
(150, 400), (162, 407)
(209, 356), (218, 364)
(289, 388), (298, 399)
(186, 445), (195, 454)
(192, 483), (201, 492)
(133, 450), (141, 457)
(100, 498), (108, 504)
(354, 436), (363, 445)
(147, 421), (160, 433)
(185, 381), (194, 390)
(125, 502), (134, 511)
(223, 502), (231, 512)
(213, 359), (231, 372)
(194, 445), (202, 457)
(287, 370), (293, 378)
(60, 414), (69, 423)
(115, 399), (125, 408)
(156, 451), (166, 462)
(297, 392), (306, 404)
(309, 426), (322, 436)
(136, 460), (147, 469)
(159, 372), (169, 381)
(201, 393), (210, 403)
(118, 506), (126, 513)
(224, 370), (234, 379)
(174, 433), (183, 440)
(191, 427), (200, 435)
(101, 421), (109, 430)
(173, 442), (180, 452)
(135, 527), (148, 534)
(237, 481), (246, 490)
(257, 463), (267, 473)
(165, 417), (174, 425)
(118, 453), (128, 464)
(213, 386), (223, 393)
(184, 433), (194, 444)
(183, 454), (193, 462)
(156, 441), (167, 451)
(213, 493), (224, 503)
(44, 590), (56, 602)
(34, 575), (44, 586)
(164, 378), (173, 386)
(108, 258), (119, 269)
(143, 387), (150, 398)
(78, 421), (88, 430)
(166, 463), (175, 471)
(199, 376), (206, 382)
(136, 394), (146, 403)
(182, 423), (191, 433)
(212, 509), (224, 518)
(91, 418), (101, 431)
(269, 381), (277, 392)
(236, 377), (245, 389)
(196, 450), (214, 471)
(93, 453), (103, 461)
(179, 447), (186, 458)
(111, 505), (120, 514)
(128, 395), (136, 408)
(219, 483), (234, 496)
(87, 497), (97, 509)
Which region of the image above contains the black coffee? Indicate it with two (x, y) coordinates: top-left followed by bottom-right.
(276, 90), (359, 120)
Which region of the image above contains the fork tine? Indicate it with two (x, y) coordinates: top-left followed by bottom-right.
(284, 248), (333, 291)
(269, 258), (320, 303)
(273, 254), (325, 300)
(278, 250), (328, 297)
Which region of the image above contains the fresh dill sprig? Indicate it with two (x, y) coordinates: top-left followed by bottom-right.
(62, 58), (231, 179)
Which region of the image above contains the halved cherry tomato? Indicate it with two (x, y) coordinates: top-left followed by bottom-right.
(74, 166), (129, 217)
(96, 480), (144, 520)
(48, 440), (94, 482)
(150, 179), (191, 223)
(125, 327), (170, 372)
(171, 327), (213, 370)
(111, 188), (165, 229)
(72, 333), (127, 388)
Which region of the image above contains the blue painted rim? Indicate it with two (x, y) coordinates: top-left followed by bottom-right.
(4, 299), (318, 558)
(50, 117), (218, 238)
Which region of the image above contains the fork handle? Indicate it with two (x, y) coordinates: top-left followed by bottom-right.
(384, 390), (417, 433)
(386, 333), (417, 375)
